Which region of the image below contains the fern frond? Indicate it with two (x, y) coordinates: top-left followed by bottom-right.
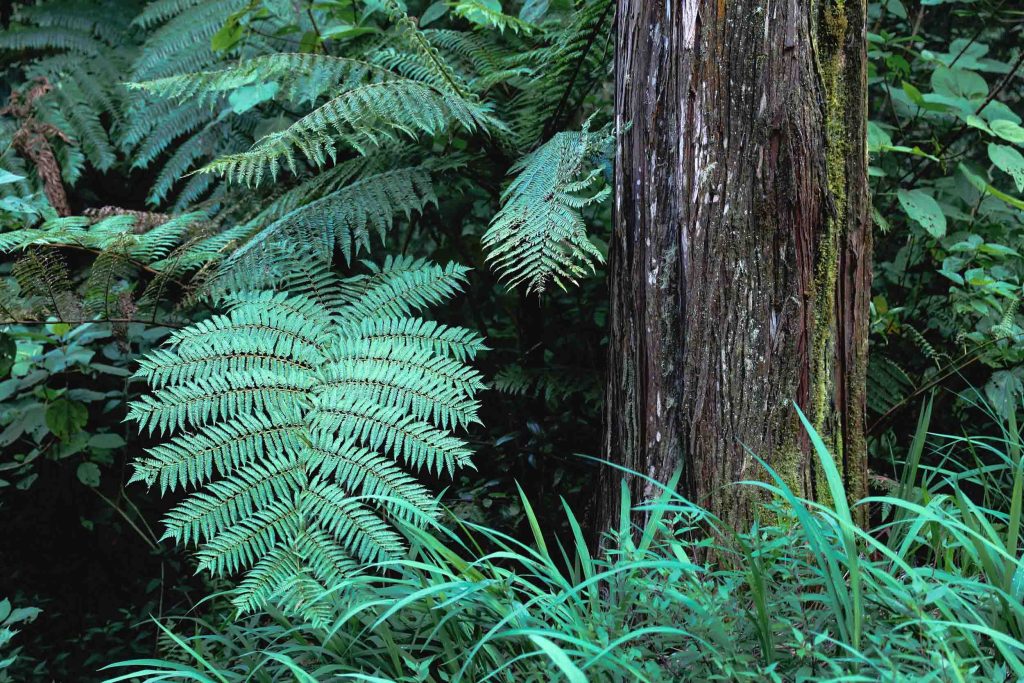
(508, 0), (613, 143)
(303, 433), (435, 523)
(0, 26), (106, 56)
(131, 0), (249, 80)
(482, 125), (611, 292)
(339, 258), (471, 320)
(128, 368), (313, 436)
(218, 163), (436, 285)
(11, 249), (79, 320)
(129, 263), (482, 617)
(131, 53), (393, 107)
(162, 456), (306, 546)
(199, 80), (491, 184)
(82, 233), (133, 317)
(451, 1), (537, 35)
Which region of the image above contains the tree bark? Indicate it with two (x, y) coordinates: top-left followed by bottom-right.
(597, 0), (871, 533)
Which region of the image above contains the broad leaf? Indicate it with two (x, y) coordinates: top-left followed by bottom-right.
(897, 189), (946, 237)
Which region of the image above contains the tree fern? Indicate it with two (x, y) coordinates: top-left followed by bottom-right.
(127, 258), (486, 618)
(483, 124), (611, 292)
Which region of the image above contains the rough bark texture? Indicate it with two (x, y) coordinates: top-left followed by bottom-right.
(598, 0), (871, 533)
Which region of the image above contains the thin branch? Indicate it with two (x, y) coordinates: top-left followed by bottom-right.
(3, 317), (186, 329)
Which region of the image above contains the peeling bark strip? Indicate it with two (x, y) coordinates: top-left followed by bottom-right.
(598, 0), (871, 532)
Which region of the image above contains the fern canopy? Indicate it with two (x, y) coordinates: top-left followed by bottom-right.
(127, 257), (486, 619)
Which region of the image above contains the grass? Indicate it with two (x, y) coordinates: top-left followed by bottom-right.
(103, 398), (1024, 682)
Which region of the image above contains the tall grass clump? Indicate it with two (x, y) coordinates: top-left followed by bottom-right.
(104, 399), (1024, 682)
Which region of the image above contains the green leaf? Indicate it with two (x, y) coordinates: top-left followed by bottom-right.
(897, 189), (946, 237)
(211, 20), (244, 52)
(867, 121), (891, 152)
(520, 0), (549, 22)
(964, 114), (992, 134)
(901, 81), (924, 104)
(960, 163), (1024, 211)
(89, 433), (127, 449)
(931, 66), (987, 100)
(298, 29), (321, 53)
(228, 82), (280, 114)
(992, 120), (1024, 145)
(0, 168), (25, 185)
(76, 462), (101, 487)
(0, 333), (15, 376)
(45, 399), (88, 441)
(320, 25), (380, 40)
(419, 1), (448, 25)
(989, 143), (1024, 192)
(528, 635), (587, 683)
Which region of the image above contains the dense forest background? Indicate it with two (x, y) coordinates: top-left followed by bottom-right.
(0, 0), (1023, 681)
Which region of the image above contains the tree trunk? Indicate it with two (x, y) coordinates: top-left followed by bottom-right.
(597, 0), (871, 533)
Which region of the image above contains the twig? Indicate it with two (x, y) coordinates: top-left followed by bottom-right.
(3, 317), (186, 329)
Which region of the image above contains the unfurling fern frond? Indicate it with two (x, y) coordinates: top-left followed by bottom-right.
(128, 259), (486, 619)
(483, 124), (611, 293)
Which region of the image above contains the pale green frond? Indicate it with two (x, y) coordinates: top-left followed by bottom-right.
(162, 456), (306, 546)
(482, 126), (611, 292)
(129, 411), (305, 492)
(349, 316), (488, 362)
(301, 480), (406, 564)
(302, 433), (435, 523)
(129, 263), (482, 618)
(128, 368), (313, 436)
(307, 398), (473, 476)
(199, 80), (481, 185)
(339, 258), (471, 321)
(195, 497), (301, 576)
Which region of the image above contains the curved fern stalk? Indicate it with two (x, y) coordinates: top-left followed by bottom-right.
(128, 259), (486, 619)
(483, 124), (612, 293)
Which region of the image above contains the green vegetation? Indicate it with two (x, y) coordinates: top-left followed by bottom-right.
(0, 0), (1022, 680)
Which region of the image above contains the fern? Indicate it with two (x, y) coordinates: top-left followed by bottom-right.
(483, 124), (611, 292)
(197, 81), (496, 184)
(216, 162), (438, 290)
(451, 1), (537, 35)
(10, 249), (79, 320)
(130, 24), (505, 185)
(127, 258), (486, 617)
(0, 2), (133, 179)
